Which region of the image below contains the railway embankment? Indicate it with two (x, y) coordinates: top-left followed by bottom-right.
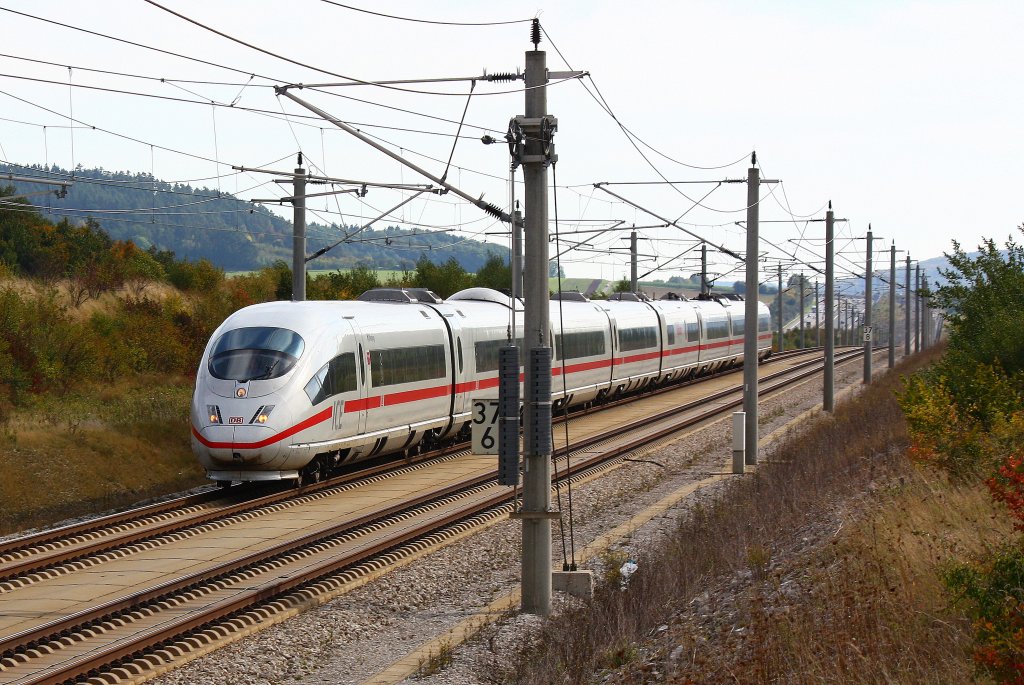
(473, 345), (1008, 685)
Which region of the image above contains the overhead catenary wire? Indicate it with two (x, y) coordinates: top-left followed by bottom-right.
(541, 26), (751, 173)
(145, 1), (579, 98)
(0, 10), (508, 134)
(319, 1), (531, 26)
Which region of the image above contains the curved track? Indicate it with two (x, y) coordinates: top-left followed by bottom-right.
(0, 347), (862, 685)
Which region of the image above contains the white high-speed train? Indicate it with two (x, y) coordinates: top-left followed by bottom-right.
(190, 287), (773, 485)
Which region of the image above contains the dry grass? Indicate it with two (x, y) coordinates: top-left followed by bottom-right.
(488, 347), (1006, 685)
(675, 470), (1007, 684)
(0, 376), (205, 535)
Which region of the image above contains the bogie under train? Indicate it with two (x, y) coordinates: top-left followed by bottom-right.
(190, 288), (772, 484)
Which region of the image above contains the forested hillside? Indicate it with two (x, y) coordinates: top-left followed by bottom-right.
(1, 163), (507, 271)
(0, 196), (513, 531)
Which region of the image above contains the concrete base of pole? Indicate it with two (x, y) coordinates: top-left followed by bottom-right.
(732, 411), (746, 474)
(552, 570), (594, 599)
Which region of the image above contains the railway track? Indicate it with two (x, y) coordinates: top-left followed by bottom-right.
(0, 346), (820, 583)
(0, 347), (861, 685)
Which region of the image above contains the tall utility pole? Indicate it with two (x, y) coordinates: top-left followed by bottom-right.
(742, 155), (760, 466)
(840, 299), (846, 345)
(700, 243), (709, 295)
(815, 281), (820, 346)
(888, 243), (896, 368)
(776, 264), (784, 352)
(914, 265), (921, 353)
(925, 274), (933, 348)
(824, 203), (835, 412)
(292, 154), (307, 301)
(799, 273), (805, 349)
(905, 255), (912, 356)
(629, 229), (638, 292)
(520, 29), (554, 616)
(863, 226), (873, 384)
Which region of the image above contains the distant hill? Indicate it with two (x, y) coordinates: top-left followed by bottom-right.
(1, 163), (508, 272)
(835, 249), (1009, 296)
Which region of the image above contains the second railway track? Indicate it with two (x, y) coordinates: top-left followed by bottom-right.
(0, 346), (862, 685)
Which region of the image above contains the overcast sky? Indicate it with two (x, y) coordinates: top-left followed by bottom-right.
(1, 0), (1020, 284)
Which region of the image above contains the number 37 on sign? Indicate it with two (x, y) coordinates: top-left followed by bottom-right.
(471, 398), (500, 455)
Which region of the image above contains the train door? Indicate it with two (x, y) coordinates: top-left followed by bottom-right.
(342, 318), (368, 436)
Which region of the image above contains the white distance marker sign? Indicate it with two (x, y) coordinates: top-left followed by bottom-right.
(471, 398), (499, 455)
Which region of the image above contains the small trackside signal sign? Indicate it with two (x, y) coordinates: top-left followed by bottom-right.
(471, 398), (499, 454)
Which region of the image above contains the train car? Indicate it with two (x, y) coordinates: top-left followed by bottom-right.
(548, 295), (615, 406)
(602, 295), (663, 395)
(651, 297), (702, 382)
(191, 287), (773, 485)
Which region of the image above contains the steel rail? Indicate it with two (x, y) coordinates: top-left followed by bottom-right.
(0, 348), (826, 582)
(2, 347), (865, 684)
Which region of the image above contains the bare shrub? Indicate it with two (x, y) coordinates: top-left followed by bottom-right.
(490, 351), (957, 685)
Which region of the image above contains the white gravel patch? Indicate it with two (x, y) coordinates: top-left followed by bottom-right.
(149, 357), (877, 685)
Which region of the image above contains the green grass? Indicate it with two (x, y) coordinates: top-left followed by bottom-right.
(0, 377), (206, 535)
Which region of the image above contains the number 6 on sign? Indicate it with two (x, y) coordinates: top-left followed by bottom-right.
(471, 398), (500, 455)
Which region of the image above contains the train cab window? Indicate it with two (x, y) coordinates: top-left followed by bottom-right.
(618, 326), (658, 352)
(209, 327), (304, 381)
(555, 331), (606, 360)
(304, 353), (358, 405)
(370, 344), (446, 386)
(457, 338), (464, 373)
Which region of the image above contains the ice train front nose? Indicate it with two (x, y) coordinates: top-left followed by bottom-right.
(192, 323), (310, 482)
(191, 397), (300, 480)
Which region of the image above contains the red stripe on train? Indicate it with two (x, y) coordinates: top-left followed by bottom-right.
(192, 406), (334, 449)
(344, 396), (381, 412)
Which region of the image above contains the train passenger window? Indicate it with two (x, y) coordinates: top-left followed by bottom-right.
(304, 353), (358, 405)
(758, 315), (771, 332)
(685, 321), (699, 341)
(554, 331), (606, 360)
(209, 326), (305, 381)
(667, 325), (675, 346)
(475, 338), (524, 372)
(457, 338), (464, 373)
(617, 326), (658, 352)
(370, 345), (447, 386)
(732, 315), (744, 335)
(705, 320), (729, 339)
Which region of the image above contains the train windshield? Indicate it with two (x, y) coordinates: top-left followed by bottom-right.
(208, 327), (305, 381)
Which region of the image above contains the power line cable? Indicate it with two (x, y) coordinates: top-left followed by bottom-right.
(0, 51), (264, 88)
(0, 7), (506, 134)
(541, 25), (750, 172)
(144, 1), (569, 98)
(319, 1), (531, 26)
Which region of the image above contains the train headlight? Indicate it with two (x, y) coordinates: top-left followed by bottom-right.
(207, 405), (222, 424)
(251, 405), (275, 424)
(235, 387), (247, 398)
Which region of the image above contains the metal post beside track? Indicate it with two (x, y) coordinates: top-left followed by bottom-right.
(742, 157), (760, 466)
(520, 40), (553, 617)
(292, 160), (306, 301)
(824, 204), (835, 412)
(863, 227), (873, 384)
